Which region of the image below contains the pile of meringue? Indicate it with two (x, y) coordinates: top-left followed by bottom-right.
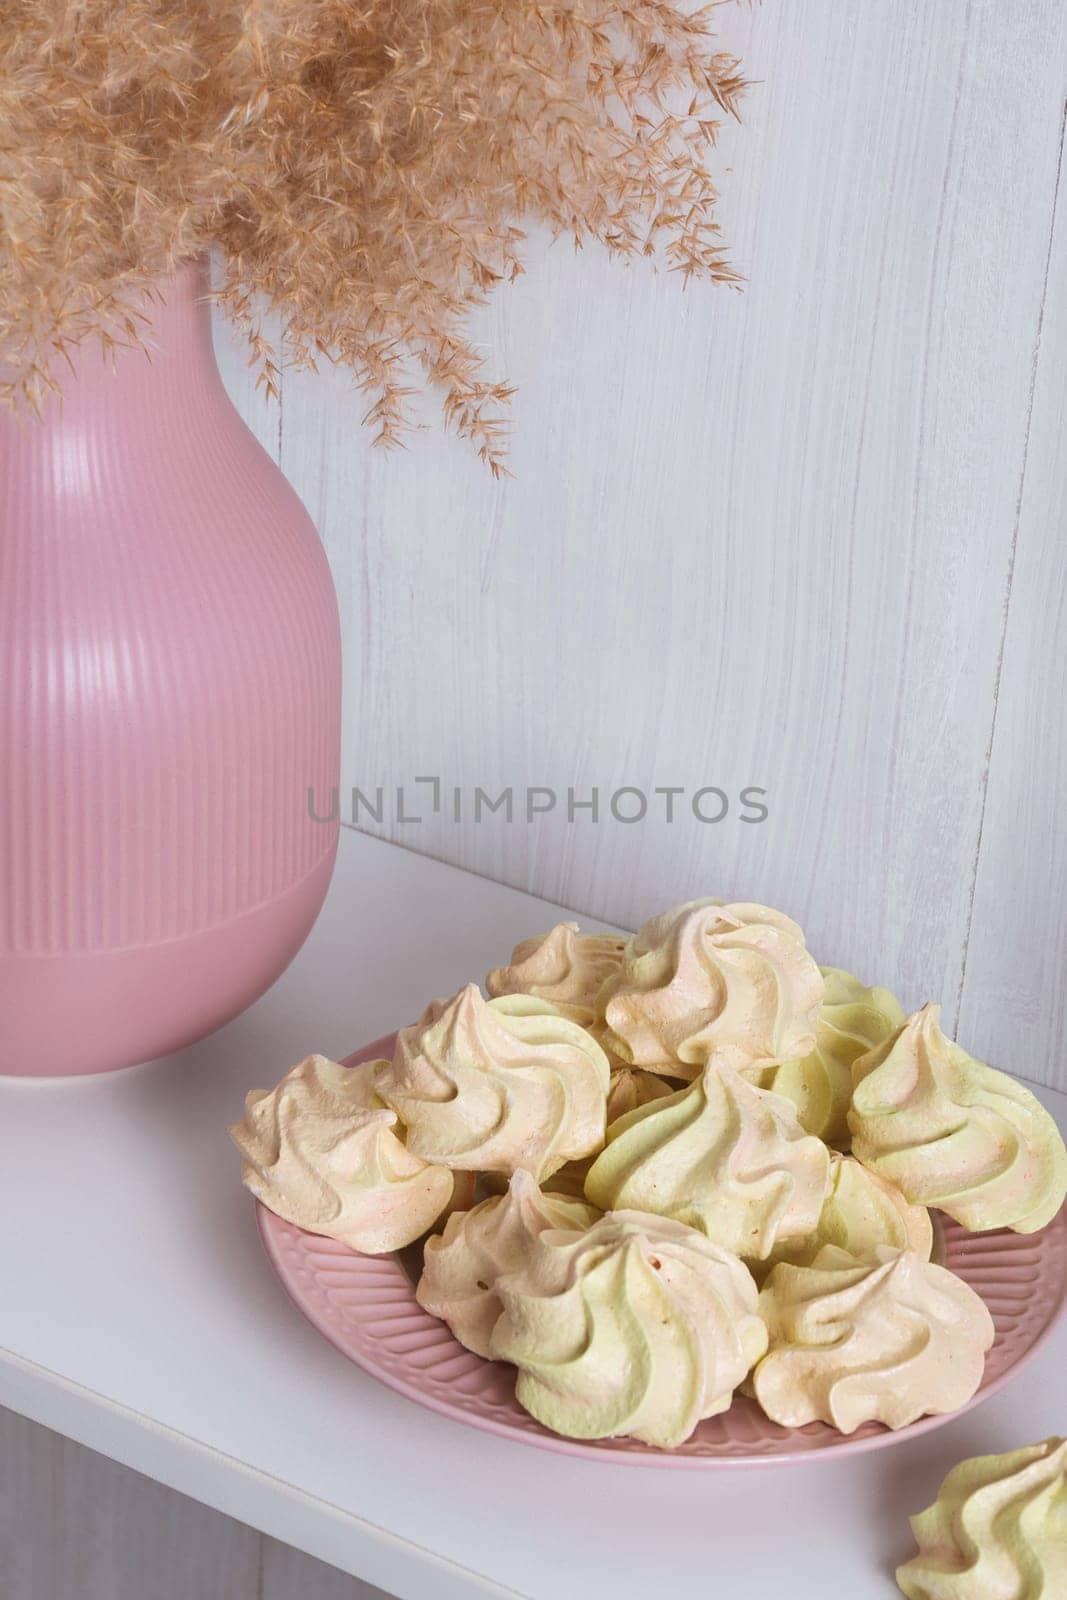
(231, 898), (1067, 1451)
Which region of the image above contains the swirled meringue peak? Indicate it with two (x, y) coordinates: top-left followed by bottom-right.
(896, 1436), (1067, 1600)
(490, 1211), (768, 1446)
(375, 985), (610, 1181)
(230, 1055), (457, 1254)
(543, 1066), (675, 1200)
(606, 1064), (676, 1121)
(754, 1244), (994, 1433)
(763, 965), (905, 1146)
(849, 1003), (1067, 1233)
(584, 1059), (831, 1263)
(486, 922), (626, 1027)
(767, 1153), (933, 1271)
(601, 899), (824, 1079)
(416, 1170), (598, 1357)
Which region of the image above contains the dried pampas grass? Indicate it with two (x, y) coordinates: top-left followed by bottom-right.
(0, 1), (749, 471)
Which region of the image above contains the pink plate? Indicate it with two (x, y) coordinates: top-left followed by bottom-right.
(256, 1035), (1067, 1467)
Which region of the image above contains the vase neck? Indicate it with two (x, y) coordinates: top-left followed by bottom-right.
(36, 260), (226, 427)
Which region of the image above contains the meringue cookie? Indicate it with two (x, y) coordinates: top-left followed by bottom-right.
(490, 1211), (768, 1446)
(545, 1066), (675, 1200)
(763, 965), (905, 1147)
(767, 1153), (933, 1270)
(754, 1244), (994, 1433)
(606, 1064), (677, 1121)
(230, 1055), (457, 1254)
(584, 1059), (831, 1263)
(486, 922), (626, 1027)
(849, 1004), (1067, 1233)
(896, 1436), (1067, 1600)
(600, 899), (824, 1080)
(416, 1170), (598, 1357)
(375, 985), (610, 1181)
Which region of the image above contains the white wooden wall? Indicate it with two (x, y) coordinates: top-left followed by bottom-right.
(221, 0), (1067, 1096)
(7, 4), (1067, 1599)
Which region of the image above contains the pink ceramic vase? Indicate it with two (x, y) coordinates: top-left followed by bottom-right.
(0, 264), (341, 1076)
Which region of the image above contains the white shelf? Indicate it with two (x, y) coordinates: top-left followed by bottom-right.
(2, 828), (1064, 1600)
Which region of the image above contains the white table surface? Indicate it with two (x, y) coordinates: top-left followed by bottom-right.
(2, 827), (1065, 1600)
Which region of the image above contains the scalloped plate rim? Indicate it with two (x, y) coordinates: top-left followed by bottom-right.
(253, 1033), (1067, 1468)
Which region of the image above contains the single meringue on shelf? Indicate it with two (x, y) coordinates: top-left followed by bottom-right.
(490, 1211), (768, 1447)
(762, 965), (905, 1147)
(766, 1153), (933, 1271)
(416, 1170), (598, 1358)
(375, 985), (610, 1181)
(753, 1244), (994, 1433)
(230, 1055), (460, 1254)
(584, 1059), (831, 1264)
(599, 899), (824, 1080)
(896, 1436), (1067, 1600)
(848, 1003), (1067, 1233)
(486, 922), (626, 1027)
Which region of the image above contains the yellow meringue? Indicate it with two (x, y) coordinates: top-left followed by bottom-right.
(849, 1004), (1067, 1233)
(605, 1064), (677, 1121)
(490, 1210), (768, 1446)
(896, 1436), (1067, 1600)
(544, 1066), (675, 1200)
(416, 1170), (598, 1357)
(230, 1055), (457, 1254)
(818, 1152), (932, 1258)
(584, 1059), (832, 1263)
(600, 899), (824, 1080)
(763, 965), (905, 1147)
(766, 1153), (933, 1270)
(754, 1244), (994, 1433)
(375, 985), (610, 1181)
(486, 922), (626, 1027)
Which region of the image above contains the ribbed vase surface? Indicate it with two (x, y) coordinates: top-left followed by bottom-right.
(0, 264), (341, 1076)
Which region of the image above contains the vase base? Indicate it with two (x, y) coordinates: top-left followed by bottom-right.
(0, 842), (337, 1078)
